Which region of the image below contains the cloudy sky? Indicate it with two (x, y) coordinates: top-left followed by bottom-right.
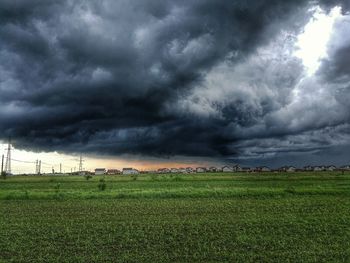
(1, 0), (350, 173)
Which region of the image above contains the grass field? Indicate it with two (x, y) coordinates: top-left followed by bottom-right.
(1, 172), (350, 262)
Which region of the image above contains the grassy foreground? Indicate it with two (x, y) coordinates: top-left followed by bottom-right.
(0, 172), (350, 262)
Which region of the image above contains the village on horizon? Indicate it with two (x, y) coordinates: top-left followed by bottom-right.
(1, 140), (350, 176)
(3, 163), (350, 176)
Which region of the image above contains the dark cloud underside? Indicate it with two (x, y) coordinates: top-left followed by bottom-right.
(0, 0), (349, 165)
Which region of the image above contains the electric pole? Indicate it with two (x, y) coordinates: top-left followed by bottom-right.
(60, 163), (62, 174)
(4, 138), (11, 175)
(1, 154), (4, 175)
(38, 160), (41, 175)
(79, 154), (83, 172)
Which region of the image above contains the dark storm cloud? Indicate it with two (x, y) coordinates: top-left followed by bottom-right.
(320, 0), (350, 13)
(0, 0), (349, 165)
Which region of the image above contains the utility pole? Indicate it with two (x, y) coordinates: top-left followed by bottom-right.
(1, 154), (4, 175)
(35, 160), (38, 174)
(60, 163), (62, 174)
(79, 154), (83, 172)
(38, 160), (41, 175)
(4, 138), (11, 175)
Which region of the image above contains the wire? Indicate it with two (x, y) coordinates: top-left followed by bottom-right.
(5, 155), (82, 174)
(10, 158), (36, 164)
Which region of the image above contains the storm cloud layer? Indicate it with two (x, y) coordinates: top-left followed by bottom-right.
(1, 0), (350, 166)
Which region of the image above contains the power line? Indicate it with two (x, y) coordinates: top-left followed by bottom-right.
(11, 158), (36, 164)
(0, 141), (87, 174)
(41, 161), (53, 166)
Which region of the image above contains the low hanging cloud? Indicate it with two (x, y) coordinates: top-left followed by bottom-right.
(0, 0), (350, 166)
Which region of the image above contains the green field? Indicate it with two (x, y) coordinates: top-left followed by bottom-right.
(1, 172), (350, 262)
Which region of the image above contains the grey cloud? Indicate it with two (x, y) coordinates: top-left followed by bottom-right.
(1, 0), (350, 166)
(319, 15), (350, 83)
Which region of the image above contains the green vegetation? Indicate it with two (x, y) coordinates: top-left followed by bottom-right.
(1, 171), (6, 180)
(84, 174), (92, 181)
(0, 172), (350, 262)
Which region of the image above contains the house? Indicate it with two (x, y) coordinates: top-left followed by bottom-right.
(157, 168), (170, 174)
(286, 166), (296, 172)
(325, 165), (336, 171)
(278, 166), (287, 172)
(313, 166), (324, 171)
(279, 166), (296, 172)
(170, 168), (179, 173)
(208, 167), (217, 172)
(317, 165), (326, 171)
(303, 165), (313, 171)
(196, 167), (207, 173)
(178, 168), (187, 173)
(95, 168), (106, 175)
(122, 168), (139, 175)
(340, 165), (350, 171)
(222, 166), (233, 172)
(107, 169), (121, 175)
(233, 165), (242, 172)
(186, 167), (194, 173)
(256, 166), (270, 172)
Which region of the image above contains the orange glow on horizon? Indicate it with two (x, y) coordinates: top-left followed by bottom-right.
(0, 143), (222, 174)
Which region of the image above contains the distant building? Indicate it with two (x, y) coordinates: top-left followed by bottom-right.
(170, 168), (179, 173)
(208, 167), (217, 172)
(95, 168), (106, 175)
(107, 169), (121, 175)
(325, 165), (336, 171)
(313, 166), (323, 172)
(233, 165), (242, 172)
(178, 168), (187, 173)
(278, 167), (286, 172)
(340, 165), (350, 171)
(122, 168), (139, 175)
(303, 165), (313, 171)
(222, 166), (233, 172)
(157, 168), (170, 174)
(186, 167), (194, 173)
(216, 167), (223, 172)
(279, 166), (296, 172)
(256, 166), (270, 172)
(196, 167), (207, 173)
(286, 166), (296, 172)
